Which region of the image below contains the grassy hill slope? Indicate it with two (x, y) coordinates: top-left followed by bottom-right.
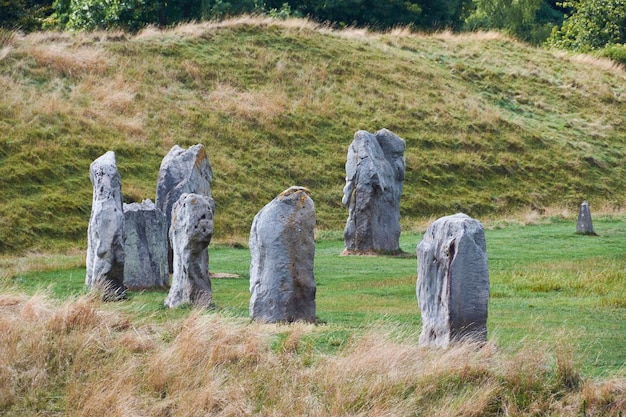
(1, 17), (625, 253)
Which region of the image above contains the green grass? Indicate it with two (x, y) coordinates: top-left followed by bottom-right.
(1, 20), (625, 253)
(9, 216), (626, 377)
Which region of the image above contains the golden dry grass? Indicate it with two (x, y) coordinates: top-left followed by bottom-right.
(135, 16), (323, 41)
(208, 81), (287, 125)
(1, 293), (625, 416)
(28, 44), (109, 76)
(552, 50), (626, 74)
(432, 30), (510, 42)
(0, 46), (11, 62)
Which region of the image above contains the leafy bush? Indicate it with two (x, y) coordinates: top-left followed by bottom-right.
(47, 0), (160, 31)
(47, 0), (263, 30)
(599, 43), (626, 66)
(277, 0), (426, 29)
(464, 0), (562, 44)
(266, 2), (300, 20)
(0, 0), (53, 31)
(547, 0), (626, 51)
(201, 0), (262, 20)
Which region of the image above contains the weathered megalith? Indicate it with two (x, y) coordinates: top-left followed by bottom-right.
(249, 186), (316, 323)
(123, 199), (168, 289)
(342, 128), (406, 254)
(155, 144), (213, 273)
(164, 193), (215, 308)
(576, 201), (597, 236)
(416, 213), (489, 347)
(86, 151), (126, 300)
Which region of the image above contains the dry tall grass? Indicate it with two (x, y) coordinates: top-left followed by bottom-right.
(552, 50), (626, 74)
(135, 16), (323, 41)
(1, 293), (624, 416)
(208, 81), (287, 125)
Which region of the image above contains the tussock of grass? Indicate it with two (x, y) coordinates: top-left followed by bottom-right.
(27, 44), (110, 77)
(0, 293), (624, 416)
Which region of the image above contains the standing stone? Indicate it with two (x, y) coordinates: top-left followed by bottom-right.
(249, 186), (316, 323)
(155, 144), (213, 273)
(86, 151), (126, 300)
(576, 201), (597, 235)
(123, 199), (168, 289)
(416, 213), (489, 347)
(164, 193), (215, 308)
(342, 128), (406, 254)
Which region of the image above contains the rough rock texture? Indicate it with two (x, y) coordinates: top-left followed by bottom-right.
(123, 199), (168, 289)
(164, 193), (215, 308)
(249, 186), (316, 323)
(342, 128), (406, 254)
(416, 213), (489, 347)
(155, 144), (213, 272)
(576, 201), (597, 235)
(86, 151), (126, 300)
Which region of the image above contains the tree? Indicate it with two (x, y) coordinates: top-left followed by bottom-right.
(547, 0), (626, 51)
(200, 0), (260, 20)
(464, 0), (563, 44)
(47, 0), (263, 31)
(1, 0), (54, 31)
(420, 0), (473, 29)
(264, 0), (468, 30)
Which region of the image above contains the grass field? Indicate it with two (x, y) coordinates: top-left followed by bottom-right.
(5, 215), (625, 377)
(1, 17), (625, 415)
(1, 215), (625, 415)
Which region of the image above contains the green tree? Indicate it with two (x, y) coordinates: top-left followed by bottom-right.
(47, 0), (162, 31)
(200, 0), (260, 20)
(464, 0), (562, 44)
(1, 0), (53, 31)
(547, 0), (626, 51)
(47, 0), (262, 30)
(265, 0), (469, 30)
(420, 0), (473, 29)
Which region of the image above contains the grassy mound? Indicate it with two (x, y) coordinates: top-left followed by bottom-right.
(1, 18), (625, 252)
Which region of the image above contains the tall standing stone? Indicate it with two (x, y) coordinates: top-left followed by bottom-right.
(249, 186), (316, 323)
(155, 144), (213, 273)
(86, 151), (126, 299)
(123, 199), (168, 289)
(342, 128), (406, 254)
(576, 201), (597, 236)
(164, 193), (215, 308)
(416, 213), (489, 347)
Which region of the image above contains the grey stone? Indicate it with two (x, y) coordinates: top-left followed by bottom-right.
(576, 201), (597, 235)
(155, 144), (213, 272)
(123, 199), (168, 289)
(86, 151), (126, 300)
(164, 193), (215, 308)
(416, 213), (489, 347)
(342, 128), (405, 254)
(249, 186), (316, 323)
